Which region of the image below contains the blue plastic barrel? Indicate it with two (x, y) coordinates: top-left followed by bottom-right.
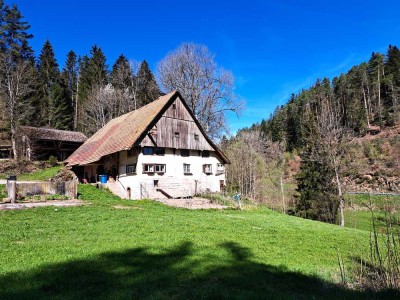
(99, 175), (108, 183)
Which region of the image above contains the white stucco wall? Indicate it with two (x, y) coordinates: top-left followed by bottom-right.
(118, 148), (225, 199)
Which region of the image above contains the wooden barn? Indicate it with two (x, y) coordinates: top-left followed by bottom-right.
(65, 90), (229, 199)
(20, 126), (87, 161)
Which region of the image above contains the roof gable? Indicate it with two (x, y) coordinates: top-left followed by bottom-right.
(65, 91), (229, 166)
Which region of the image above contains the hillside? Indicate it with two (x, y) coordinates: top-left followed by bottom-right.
(281, 125), (400, 194)
(0, 185), (398, 298)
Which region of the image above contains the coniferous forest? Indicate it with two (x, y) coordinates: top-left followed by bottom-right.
(0, 1), (160, 160)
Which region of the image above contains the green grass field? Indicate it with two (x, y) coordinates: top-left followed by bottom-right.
(0, 185), (398, 299)
(344, 194), (400, 232)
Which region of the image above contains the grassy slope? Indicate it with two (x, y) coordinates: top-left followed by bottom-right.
(0, 186), (397, 299)
(16, 165), (62, 181)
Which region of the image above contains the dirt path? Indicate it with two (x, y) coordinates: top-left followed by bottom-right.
(0, 200), (85, 210)
(155, 197), (228, 210)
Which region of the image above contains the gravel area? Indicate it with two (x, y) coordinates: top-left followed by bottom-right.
(155, 197), (227, 210)
(0, 200), (85, 210)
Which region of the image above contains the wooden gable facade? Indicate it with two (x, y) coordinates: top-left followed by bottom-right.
(140, 96), (213, 151)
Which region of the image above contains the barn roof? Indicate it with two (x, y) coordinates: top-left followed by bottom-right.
(65, 90), (229, 166)
(21, 126), (87, 143)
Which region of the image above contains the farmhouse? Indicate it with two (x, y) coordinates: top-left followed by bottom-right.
(65, 90), (229, 199)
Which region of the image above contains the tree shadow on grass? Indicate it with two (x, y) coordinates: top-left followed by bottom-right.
(1, 242), (398, 299)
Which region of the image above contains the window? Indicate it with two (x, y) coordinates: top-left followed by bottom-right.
(155, 147), (165, 155)
(181, 149), (189, 157)
(143, 147), (165, 156)
(154, 180), (159, 187)
(143, 164), (154, 173)
(143, 147), (153, 155)
(172, 103), (176, 109)
(154, 164), (166, 173)
(203, 164), (212, 174)
(126, 164), (136, 174)
(202, 150), (210, 158)
(143, 164), (166, 173)
(194, 134), (199, 140)
(175, 132), (180, 138)
(183, 163), (191, 174)
(217, 163), (225, 174)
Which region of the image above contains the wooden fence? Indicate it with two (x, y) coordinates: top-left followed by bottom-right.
(7, 181), (78, 199)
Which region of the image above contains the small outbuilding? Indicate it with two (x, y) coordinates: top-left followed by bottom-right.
(20, 126), (87, 161)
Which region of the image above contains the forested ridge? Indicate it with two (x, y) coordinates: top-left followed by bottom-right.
(224, 45), (400, 225)
(254, 45), (400, 149)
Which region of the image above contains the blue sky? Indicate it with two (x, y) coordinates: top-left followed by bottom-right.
(12, 0), (400, 134)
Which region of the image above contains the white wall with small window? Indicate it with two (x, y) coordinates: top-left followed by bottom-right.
(118, 147), (226, 199)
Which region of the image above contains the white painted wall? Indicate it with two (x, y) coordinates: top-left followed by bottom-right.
(118, 148), (225, 199)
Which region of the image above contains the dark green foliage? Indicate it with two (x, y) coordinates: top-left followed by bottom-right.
(296, 153), (340, 224)
(77, 46), (109, 130)
(36, 40), (60, 126)
(136, 60), (160, 107)
(61, 50), (78, 128)
(49, 82), (73, 130)
(0, 3), (33, 61)
(110, 54), (132, 90)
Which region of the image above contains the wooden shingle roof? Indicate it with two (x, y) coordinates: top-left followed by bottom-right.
(65, 90), (229, 166)
(21, 126), (87, 143)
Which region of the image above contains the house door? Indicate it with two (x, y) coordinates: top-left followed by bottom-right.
(220, 180), (225, 193)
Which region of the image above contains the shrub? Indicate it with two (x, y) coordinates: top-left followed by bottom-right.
(48, 156), (58, 167)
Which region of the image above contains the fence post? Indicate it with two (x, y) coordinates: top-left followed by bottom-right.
(7, 177), (17, 203)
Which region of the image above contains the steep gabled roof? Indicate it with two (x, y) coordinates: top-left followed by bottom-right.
(21, 126), (87, 143)
(65, 90), (229, 166)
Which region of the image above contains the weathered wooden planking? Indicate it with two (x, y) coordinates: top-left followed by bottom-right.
(141, 97), (213, 151)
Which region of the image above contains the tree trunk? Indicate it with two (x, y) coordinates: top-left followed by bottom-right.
(362, 85), (370, 128)
(280, 174), (286, 213)
(378, 67), (382, 126)
(333, 159), (344, 227)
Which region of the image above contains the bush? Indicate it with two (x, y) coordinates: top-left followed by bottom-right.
(48, 156), (58, 167)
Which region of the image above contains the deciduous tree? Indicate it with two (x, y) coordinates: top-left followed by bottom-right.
(157, 43), (243, 139)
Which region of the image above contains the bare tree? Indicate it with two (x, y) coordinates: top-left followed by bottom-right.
(0, 54), (33, 159)
(157, 43), (243, 139)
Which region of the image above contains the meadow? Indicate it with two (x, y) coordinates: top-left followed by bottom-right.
(0, 185), (398, 299)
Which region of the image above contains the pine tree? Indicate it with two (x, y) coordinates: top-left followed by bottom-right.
(386, 45), (400, 124)
(36, 40), (60, 126)
(110, 54), (133, 90)
(110, 54), (136, 113)
(136, 60), (160, 107)
(61, 50), (79, 129)
(0, 2), (34, 159)
(296, 151), (339, 224)
(49, 82), (73, 130)
(77, 45), (108, 131)
(0, 3), (33, 61)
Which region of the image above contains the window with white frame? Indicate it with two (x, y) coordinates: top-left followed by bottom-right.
(203, 164), (212, 174)
(183, 163), (191, 174)
(154, 164), (166, 173)
(143, 164), (154, 173)
(216, 163), (225, 174)
(143, 164), (166, 173)
(126, 164), (136, 174)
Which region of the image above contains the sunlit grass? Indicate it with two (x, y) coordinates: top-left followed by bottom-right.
(0, 185), (397, 298)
